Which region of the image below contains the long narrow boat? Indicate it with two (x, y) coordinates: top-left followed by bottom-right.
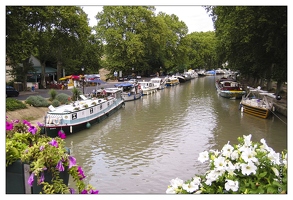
(44, 88), (125, 137)
(215, 77), (246, 99)
(239, 87), (275, 119)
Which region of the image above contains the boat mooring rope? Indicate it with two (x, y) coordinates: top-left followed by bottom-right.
(269, 109), (287, 125)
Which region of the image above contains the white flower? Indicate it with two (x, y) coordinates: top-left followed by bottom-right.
(205, 170), (223, 185)
(283, 153), (288, 167)
(240, 161), (257, 175)
(222, 141), (234, 157)
(268, 150), (280, 165)
(213, 156), (226, 171)
(230, 150), (239, 160)
(169, 177), (184, 188)
(166, 186), (177, 194)
(240, 148), (258, 163)
(225, 160), (236, 176)
(271, 167), (279, 177)
(192, 176), (201, 185)
(260, 138), (273, 152)
(209, 149), (220, 157)
(198, 151), (209, 163)
(243, 134), (252, 146)
(225, 179), (239, 192)
(182, 181), (199, 193)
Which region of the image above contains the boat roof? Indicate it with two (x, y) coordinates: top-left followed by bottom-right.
(114, 83), (133, 87)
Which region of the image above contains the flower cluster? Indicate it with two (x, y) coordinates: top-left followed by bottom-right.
(166, 134), (287, 194)
(6, 117), (99, 194)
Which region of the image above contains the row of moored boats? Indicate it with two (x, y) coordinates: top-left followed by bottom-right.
(214, 73), (277, 119)
(43, 70), (198, 137)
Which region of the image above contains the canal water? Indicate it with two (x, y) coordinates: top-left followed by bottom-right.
(65, 76), (287, 194)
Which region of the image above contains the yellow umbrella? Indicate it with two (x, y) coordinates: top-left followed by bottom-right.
(59, 75), (72, 81)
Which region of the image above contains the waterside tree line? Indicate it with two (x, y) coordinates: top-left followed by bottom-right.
(6, 6), (287, 94)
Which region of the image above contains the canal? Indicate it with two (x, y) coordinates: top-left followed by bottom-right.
(65, 75), (287, 194)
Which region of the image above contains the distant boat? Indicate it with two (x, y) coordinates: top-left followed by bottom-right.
(215, 76), (246, 99)
(197, 70), (206, 77)
(239, 87), (275, 119)
(165, 76), (180, 86)
(150, 77), (166, 90)
(173, 75), (186, 83)
(137, 81), (157, 95)
(204, 70), (216, 76)
(114, 82), (142, 102)
(44, 89), (125, 137)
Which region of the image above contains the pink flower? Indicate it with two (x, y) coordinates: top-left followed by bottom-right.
(58, 130), (66, 139)
(6, 121), (13, 130)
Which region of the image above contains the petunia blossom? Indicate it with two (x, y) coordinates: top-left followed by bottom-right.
(48, 138), (58, 148)
(89, 189), (99, 194)
(37, 122), (44, 127)
(56, 160), (65, 171)
(81, 190), (88, 194)
(68, 156), (76, 169)
(198, 151), (209, 163)
(6, 121), (14, 131)
(166, 186), (177, 194)
(77, 166), (86, 180)
(241, 148), (258, 163)
(169, 177), (184, 189)
(28, 173), (34, 186)
(69, 188), (75, 194)
(225, 179), (239, 192)
(38, 172), (45, 184)
(240, 161), (257, 175)
(39, 145), (44, 151)
(28, 126), (37, 135)
(23, 120), (31, 127)
(182, 181), (199, 193)
(222, 141), (234, 157)
(213, 156), (226, 171)
(58, 130), (66, 139)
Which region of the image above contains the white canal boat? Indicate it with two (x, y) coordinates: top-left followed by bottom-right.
(44, 88), (125, 137)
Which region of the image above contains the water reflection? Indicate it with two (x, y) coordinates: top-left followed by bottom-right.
(65, 76), (287, 194)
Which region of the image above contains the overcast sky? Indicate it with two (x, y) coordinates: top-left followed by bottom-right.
(81, 5), (215, 33)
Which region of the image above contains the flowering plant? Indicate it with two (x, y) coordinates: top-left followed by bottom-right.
(166, 135), (287, 194)
(6, 117), (99, 194)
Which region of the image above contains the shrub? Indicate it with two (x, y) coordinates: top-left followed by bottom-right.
(6, 98), (27, 111)
(48, 89), (57, 101)
(51, 99), (61, 107)
(56, 93), (70, 104)
(71, 87), (81, 101)
(25, 96), (49, 107)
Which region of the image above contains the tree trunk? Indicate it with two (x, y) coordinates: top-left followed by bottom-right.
(57, 60), (62, 80)
(265, 63), (274, 91)
(21, 58), (30, 91)
(276, 81), (284, 95)
(41, 62), (46, 89)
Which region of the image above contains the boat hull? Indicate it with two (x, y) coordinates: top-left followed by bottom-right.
(122, 93), (142, 102)
(240, 102), (270, 119)
(219, 90), (246, 99)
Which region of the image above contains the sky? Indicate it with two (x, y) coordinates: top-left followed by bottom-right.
(81, 5), (215, 33)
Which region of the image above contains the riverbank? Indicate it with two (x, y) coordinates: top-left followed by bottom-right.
(6, 106), (48, 126)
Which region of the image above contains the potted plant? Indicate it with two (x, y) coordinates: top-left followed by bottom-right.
(166, 134), (287, 194)
(6, 117), (99, 194)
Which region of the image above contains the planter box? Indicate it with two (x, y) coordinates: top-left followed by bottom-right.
(6, 148), (70, 194)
